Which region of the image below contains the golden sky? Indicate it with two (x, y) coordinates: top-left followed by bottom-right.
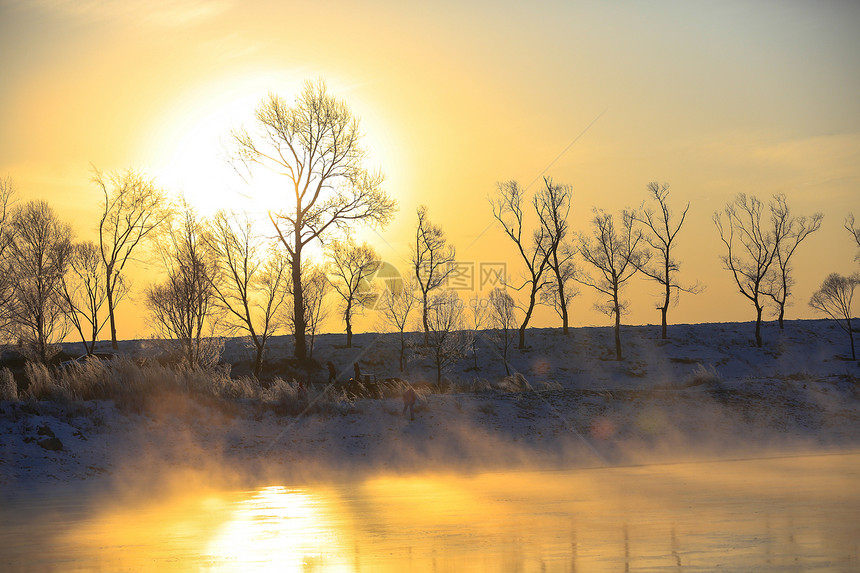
(1, 0), (859, 341)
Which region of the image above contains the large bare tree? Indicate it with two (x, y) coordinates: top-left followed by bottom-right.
(412, 205), (456, 345)
(7, 200), (73, 362)
(207, 211), (291, 377)
(809, 273), (859, 360)
(146, 206), (220, 369)
(576, 209), (647, 361)
(490, 180), (556, 349)
(327, 238), (380, 348)
(95, 168), (169, 350)
(230, 79), (397, 360)
(631, 182), (701, 339)
(536, 177), (577, 335)
(765, 195), (823, 328)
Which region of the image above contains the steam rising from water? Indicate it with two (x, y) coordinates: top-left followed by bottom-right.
(4, 453), (858, 571)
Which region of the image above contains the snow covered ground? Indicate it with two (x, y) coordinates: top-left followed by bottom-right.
(1, 319), (858, 493)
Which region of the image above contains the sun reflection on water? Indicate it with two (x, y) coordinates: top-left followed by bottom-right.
(6, 453), (858, 571)
(204, 486), (353, 572)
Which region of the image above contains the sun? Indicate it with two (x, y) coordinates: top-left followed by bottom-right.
(143, 73), (304, 219)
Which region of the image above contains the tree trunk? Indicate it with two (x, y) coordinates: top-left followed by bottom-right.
(345, 310), (353, 348)
(777, 302), (785, 330)
(399, 333), (406, 371)
(292, 243), (307, 360)
(754, 304), (763, 348)
(422, 292), (429, 346)
(661, 279), (670, 340)
(106, 273), (119, 350)
(614, 300), (622, 361)
(253, 343), (264, 378)
(554, 251), (569, 336)
(518, 286), (539, 349)
(848, 318), (856, 360)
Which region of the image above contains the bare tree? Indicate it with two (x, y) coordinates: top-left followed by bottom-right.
(230, 79), (397, 360)
(536, 177), (576, 335)
(412, 205), (456, 345)
(207, 211), (291, 377)
(765, 195), (823, 328)
(845, 214), (860, 259)
(60, 241), (121, 354)
(487, 287), (516, 376)
(0, 176), (18, 338)
(377, 276), (417, 372)
(95, 167), (169, 350)
(425, 290), (467, 385)
(631, 182), (701, 339)
(576, 209), (647, 361)
(713, 194), (779, 348)
(466, 295), (488, 370)
(809, 273), (859, 360)
(327, 238), (380, 348)
(301, 264), (330, 360)
(490, 180), (555, 349)
(7, 200), (73, 362)
(146, 206), (221, 369)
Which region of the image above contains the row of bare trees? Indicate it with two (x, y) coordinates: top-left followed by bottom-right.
(2, 77), (851, 377)
(0, 171), (168, 363)
(487, 175), (832, 359)
(487, 177), (702, 360)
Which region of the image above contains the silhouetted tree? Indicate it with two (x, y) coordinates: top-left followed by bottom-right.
(7, 200), (73, 362)
(286, 262), (329, 360)
(207, 211), (291, 377)
(146, 205), (221, 369)
(714, 194), (778, 348)
(95, 167), (169, 350)
(536, 177), (576, 335)
(765, 196), (823, 328)
(327, 238), (379, 348)
(466, 295), (488, 370)
(715, 194), (819, 345)
(631, 182), (701, 339)
(576, 209), (647, 361)
(230, 80), (397, 360)
(490, 180), (556, 349)
(425, 290), (466, 385)
(0, 176), (17, 338)
(809, 273), (859, 360)
(845, 214), (860, 259)
(412, 205), (456, 345)
(377, 275), (417, 372)
(487, 287), (516, 375)
(60, 241), (118, 354)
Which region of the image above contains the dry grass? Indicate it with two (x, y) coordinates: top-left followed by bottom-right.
(11, 354), (549, 420)
(0, 367), (17, 401)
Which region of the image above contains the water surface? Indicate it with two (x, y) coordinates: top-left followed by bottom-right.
(2, 452), (858, 572)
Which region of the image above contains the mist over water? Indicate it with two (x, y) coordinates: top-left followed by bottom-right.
(2, 452), (858, 571)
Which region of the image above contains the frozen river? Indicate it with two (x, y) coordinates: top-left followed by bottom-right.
(2, 452), (858, 572)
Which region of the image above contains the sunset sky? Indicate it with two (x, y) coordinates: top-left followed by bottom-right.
(1, 0), (859, 341)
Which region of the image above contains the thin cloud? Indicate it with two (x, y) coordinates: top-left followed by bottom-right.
(17, 0), (231, 27)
